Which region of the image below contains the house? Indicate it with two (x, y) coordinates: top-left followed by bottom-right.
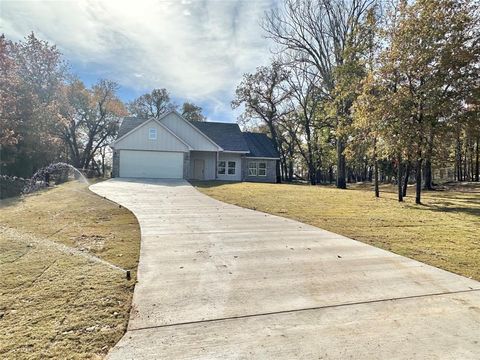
(111, 110), (279, 183)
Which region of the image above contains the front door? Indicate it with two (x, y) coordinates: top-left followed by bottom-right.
(193, 159), (205, 180)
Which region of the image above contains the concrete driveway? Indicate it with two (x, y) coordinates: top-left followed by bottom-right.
(90, 179), (480, 359)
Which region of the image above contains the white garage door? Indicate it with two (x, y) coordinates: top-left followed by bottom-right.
(119, 150), (184, 178)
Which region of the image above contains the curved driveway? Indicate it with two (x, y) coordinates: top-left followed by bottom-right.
(90, 179), (480, 359)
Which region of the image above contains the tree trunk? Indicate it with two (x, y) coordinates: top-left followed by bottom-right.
(336, 138), (346, 189)
(398, 154), (403, 202)
(363, 159), (368, 182)
(288, 145), (294, 182)
(415, 157), (422, 204)
(101, 148), (106, 178)
(456, 135), (462, 181)
(423, 130), (434, 190)
(475, 136), (479, 182)
(423, 158), (432, 190)
(373, 139), (379, 198)
(275, 160), (281, 183)
(288, 158), (293, 182)
(403, 161), (410, 197)
(265, 121), (281, 183)
(468, 138), (474, 181)
(308, 163), (316, 185)
(279, 149), (287, 182)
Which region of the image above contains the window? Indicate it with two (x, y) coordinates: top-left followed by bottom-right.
(218, 161), (226, 175)
(248, 161), (267, 177)
(227, 161), (236, 175)
(248, 162), (257, 176)
(258, 162), (267, 176)
(148, 128), (157, 140)
(218, 161), (236, 175)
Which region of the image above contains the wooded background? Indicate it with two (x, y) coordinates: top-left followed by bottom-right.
(1, 0), (478, 204)
(233, 0), (479, 203)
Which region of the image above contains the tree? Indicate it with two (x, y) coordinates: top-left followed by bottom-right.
(376, 0), (479, 203)
(181, 102), (206, 121)
(58, 79), (127, 171)
(263, 0), (377, 189)
(284, 62), (324, 184)
(232, 62), (292, 182)
(0, 35), (19, 148)
(0, 33), (67, 177)
(128, 88), (176, 118)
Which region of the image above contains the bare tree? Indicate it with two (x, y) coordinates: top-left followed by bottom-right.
(284, 61), (324, 184)
(263, 0), (376, 188)
(128, 88), (176, 118)
(59, 79), (126, 171)
(182, 102), (206, 122)
(232, 62), (293, 182)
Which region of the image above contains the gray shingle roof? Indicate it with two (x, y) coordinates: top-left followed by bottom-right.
(116, 116), (278, 158)
(190, 121), (250, 152)
(243, 132), (279, 158)
(117, 117), (148, 138)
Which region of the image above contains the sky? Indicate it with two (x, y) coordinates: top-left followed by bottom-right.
(1, 0), (276, 122)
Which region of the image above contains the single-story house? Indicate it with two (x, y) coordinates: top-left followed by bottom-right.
(111, 110), (279, 183)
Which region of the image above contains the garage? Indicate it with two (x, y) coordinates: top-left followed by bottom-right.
(119, 150), (184, 179)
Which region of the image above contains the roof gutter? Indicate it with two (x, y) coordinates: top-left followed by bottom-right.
(245, 156), (280, 160)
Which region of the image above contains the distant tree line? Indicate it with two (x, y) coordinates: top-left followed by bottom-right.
(0, 33), (206, 178)
(233, 0), (479, 203)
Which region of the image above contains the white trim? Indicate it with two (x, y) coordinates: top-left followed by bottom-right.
(112, 117), (193, 150)
(167, 110), (224, 151)
(245, 156), (280, 160)
(248, 161), (257, 176)
(227, 160), (237, 176)
(223, 150), (249, 154)
(119, 148), (184, 154)
(217, 160), (237, 176)
(248, 160), (267, 177)
(217, 160), (226, 175)
(113, 118), (151, 144)
(148, 127), (157, 140)
(119, 149), (184, 179)
(156, 120), (194, 150)
(215, 151), (219, 179)
(258, 161), (267, 177)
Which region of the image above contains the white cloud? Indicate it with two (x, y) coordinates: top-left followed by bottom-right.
(0, 0), (275, 121)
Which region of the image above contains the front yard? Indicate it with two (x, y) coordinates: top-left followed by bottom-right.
(0, 181), (140, 359)
(193, 181), (480, 281)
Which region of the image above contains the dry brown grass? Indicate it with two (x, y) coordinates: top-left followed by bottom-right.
(193, 181), (480, 281)
(0, 181), (140, 359)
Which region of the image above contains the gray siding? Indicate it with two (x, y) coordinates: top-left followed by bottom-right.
(217, 153), (242, 181)
(115, 119), (190, 152)
(112, 150), (120, 178)
(160, 112), (219, 151)
(242, 158), (277, 183)
(183, 152), (190, 179)
(189, 151), (216, 180)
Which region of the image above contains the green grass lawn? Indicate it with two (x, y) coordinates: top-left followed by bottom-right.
(193, 181), (480, 281)
(0, 181), (140, 359)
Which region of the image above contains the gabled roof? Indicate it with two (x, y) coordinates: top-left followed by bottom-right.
(190, 121), (249, 152)
(114, 117), (192, 150)
(116, 111), (222, 150)
(117, 116), (148, 138)
(115, 115), (279, 158)
(243, 132), (280, 158)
